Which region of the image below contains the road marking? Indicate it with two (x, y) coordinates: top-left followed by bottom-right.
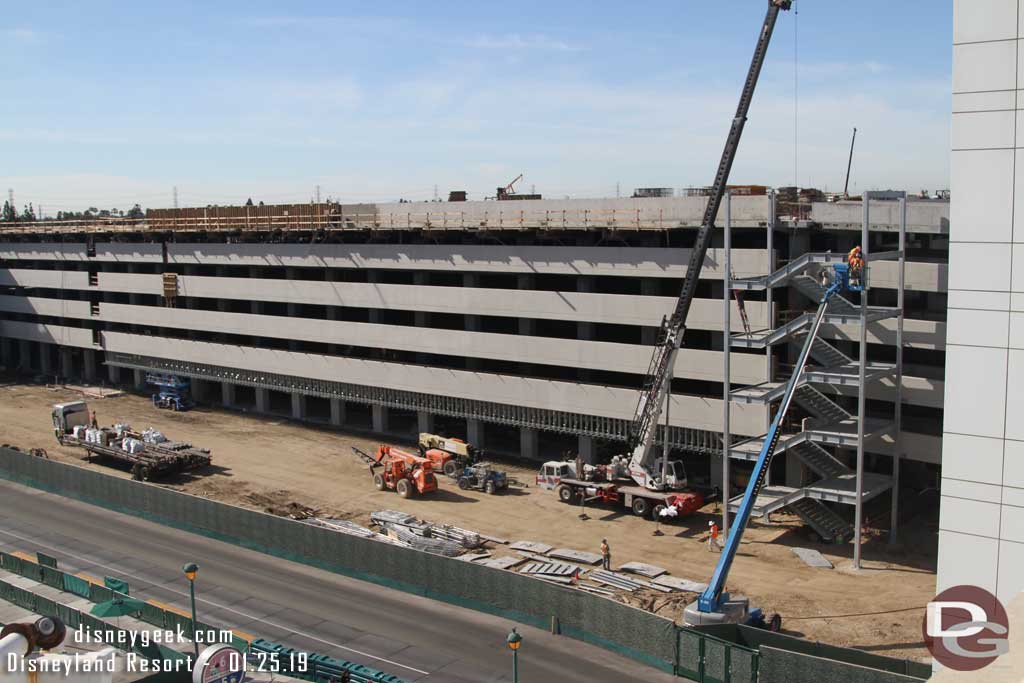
(0, 527), (431, 677)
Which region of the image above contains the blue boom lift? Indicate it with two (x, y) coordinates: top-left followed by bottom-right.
(683, 263), (864, 629)
(148, 373), (194, 412)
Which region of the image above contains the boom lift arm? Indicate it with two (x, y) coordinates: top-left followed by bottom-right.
(627, 0), (793, 490)
(694, 266), (853, 619)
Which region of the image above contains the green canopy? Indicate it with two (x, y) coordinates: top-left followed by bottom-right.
(91, 596), (145, 618)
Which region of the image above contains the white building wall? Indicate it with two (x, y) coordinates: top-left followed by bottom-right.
(939, 0), (1024, 604)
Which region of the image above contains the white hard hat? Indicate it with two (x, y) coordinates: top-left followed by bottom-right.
(708, 521), (714, 526)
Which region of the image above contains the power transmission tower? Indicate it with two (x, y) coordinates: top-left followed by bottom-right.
(616, 181), (620, 198)
(433, 184), (438, 201)
(173, 186), (179, 209)
(315, 185), (321, 203)
(7, 189), (13, 210)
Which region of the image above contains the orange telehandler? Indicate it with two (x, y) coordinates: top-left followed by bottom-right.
(353, 445), (439, 499)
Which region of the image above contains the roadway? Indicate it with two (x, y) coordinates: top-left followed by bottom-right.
(0, 480), (678, 682)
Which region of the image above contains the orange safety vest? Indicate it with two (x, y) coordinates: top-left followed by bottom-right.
(710, 524), (719, 539)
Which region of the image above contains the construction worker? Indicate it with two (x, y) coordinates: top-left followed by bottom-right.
(707, 520), (719, 552)
(600, 539), (611, 570)
(847, 245), (864, 287)
(90, 410), (98, 429)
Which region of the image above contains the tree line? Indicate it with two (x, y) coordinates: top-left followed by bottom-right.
(0, 202), (144, 222)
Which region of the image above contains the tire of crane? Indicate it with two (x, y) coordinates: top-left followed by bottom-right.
(631, 497), (651, 518)
(457, 477), (471, 491)
(769, 613), (782, 632)
(485, 481), (496, 495)
(652, 503), (667, 521)
(397, 479), (413, 498)
(443, 460), (459, 478)
(373, 474), (386, 491)
(557, 484), (575, 504)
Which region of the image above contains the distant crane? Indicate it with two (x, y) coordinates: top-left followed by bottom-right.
(843, 127), (857, 198)
(496, 174), (524, 200)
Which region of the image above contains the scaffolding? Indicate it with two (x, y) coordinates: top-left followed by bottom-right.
(722, 191), (907, 564)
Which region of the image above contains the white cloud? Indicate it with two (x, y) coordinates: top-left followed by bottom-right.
(4, 28), (41, 43)
(466, 33), (582, 52)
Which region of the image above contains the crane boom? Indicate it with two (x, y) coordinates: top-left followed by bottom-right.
(627, 0), (793, 490)
(697, 268), (850, 614)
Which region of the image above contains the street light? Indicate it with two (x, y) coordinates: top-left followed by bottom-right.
(506, 627), (522, 683)
(183, 562), (199, 659)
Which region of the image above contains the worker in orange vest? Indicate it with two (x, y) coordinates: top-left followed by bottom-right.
(707, 520), (720, 552)
(600, 539), (610, 570)
(847, 245), (864, 287)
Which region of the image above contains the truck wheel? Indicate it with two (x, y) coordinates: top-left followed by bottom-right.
(373, 474), (386, 491)
(131, 464), (143, 481)
(769, 614), (782, 632)
(140, 467), (151, 482)
(631, 497), (651, 518)
(443, 460), (459, 478)
(397, 479), (413, 498)
(458, 477), (471, 490)
(652, 503), (667, 520)
(557, 484), (575, 504)
(485, 481), (496, 495)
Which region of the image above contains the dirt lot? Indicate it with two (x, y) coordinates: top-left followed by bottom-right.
(0, 381), (939, 661)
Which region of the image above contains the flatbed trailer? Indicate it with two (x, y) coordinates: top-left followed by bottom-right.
(52, 401), (211, 481)
(554, 478), (704, 519)
(57, 433), (211, 481)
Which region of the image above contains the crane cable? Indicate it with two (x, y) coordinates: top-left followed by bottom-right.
(793, 0), (799, 190)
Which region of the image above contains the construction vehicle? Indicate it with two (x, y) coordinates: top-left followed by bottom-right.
(456, 463), (509, 495)
(554, 1), (792, 524)
(684, 261), (860, 630)
(417, 433), (482, 477)
(352, 445), (438, 499)
(147, 372), (194, 411)
(52, 401), (211, 480)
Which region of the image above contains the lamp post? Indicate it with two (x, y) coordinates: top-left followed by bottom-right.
(183, 562), (199, 659)
(506, 627), (522, 683)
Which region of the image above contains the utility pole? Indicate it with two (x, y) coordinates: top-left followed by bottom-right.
(172, 186), (179, 209)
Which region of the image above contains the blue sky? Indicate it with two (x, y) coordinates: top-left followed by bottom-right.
(1, 1), (951, 214)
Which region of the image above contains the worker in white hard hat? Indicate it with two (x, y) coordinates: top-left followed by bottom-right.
(707, 520), (720, 552)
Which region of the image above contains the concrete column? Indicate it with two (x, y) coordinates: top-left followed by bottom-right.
(709, 453), (725, 491)
(291, 392), (306, 420)
(517, 274), (535, 336)
(330, 399), (346, 426)
(255, 388), (269, 413)
(133, 369), (146, 390)
(417, 411), (434, 435)
(128, 264), (144, 306)
(467, 418), (485, 448)
(519, 427), (539, 460)
(221, 382), (236, 408)
(39, 343), (52, 376)
(19, 340), (33, 372)
(463, 274), (483, 371)
(0, 338), (12, 368)
(785, 451), (806, 488)
(60, 347), (74, 379)
(641, 279), (660, 345)
(83, 349), (97, 383)
(578, 435), (596, 464)
(367, 271), (380, 324)
(108, 364), (121, 385)
(216, 267), (230, 312)
(372, 404), (388, 433)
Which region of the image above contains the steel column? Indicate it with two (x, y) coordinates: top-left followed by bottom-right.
(891, 195), (906, 543)
(853, 193), (869, 570)
(722, 192), (732, 538)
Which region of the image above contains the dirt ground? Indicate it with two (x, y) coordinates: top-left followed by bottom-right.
(0, 381), (939, 661)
